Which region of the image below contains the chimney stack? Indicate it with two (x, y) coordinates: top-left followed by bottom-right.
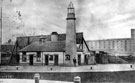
(51, 32), (58, 42)
(131, 29), (135, 56)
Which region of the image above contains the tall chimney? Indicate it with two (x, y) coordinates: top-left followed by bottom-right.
(65, 2), (77, 66)
(131, 29), (135, 56)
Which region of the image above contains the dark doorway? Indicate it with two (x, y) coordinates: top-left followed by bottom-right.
(16, 54), (20, 65)
(95, 53), (100, 63)
(54, 55), (59, 65)
(78, 54), (81, 65)
(45, 55), (49, 65)
(29, 55), (33, 65)
(84, 55), (88, 65)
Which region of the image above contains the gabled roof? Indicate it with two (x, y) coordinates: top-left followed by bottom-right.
(19, 41), (83, 52)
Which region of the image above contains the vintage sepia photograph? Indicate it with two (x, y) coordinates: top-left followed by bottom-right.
(0, 0), (135, 83)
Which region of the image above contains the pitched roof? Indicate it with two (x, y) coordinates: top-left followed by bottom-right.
(19, 41), (83, 52)
(17, 32), (83, 50)
(0, 45), (14, 53)
(3, 40), (15, 45)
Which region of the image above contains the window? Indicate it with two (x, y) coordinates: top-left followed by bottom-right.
(49, 55), (53, 61)
(37, 52), (41, 62)
(65, 54), (70, 60)
(22, 52), (27, 62)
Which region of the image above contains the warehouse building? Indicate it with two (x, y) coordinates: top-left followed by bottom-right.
(85, 29), (135, 56)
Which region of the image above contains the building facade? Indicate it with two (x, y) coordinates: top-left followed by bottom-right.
(85, 29), (135, 56)
(19, 40), (84, 66)
(19, 2), (96, 66)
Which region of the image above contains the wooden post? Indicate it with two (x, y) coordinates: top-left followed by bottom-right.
(74, 76), (81, 83)
(34, 73), (40, 83)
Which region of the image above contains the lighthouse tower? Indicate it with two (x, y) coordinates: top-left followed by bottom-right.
(65, 2), (77, 66)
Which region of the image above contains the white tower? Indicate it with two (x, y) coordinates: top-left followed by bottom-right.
(65, 2), (77, 66)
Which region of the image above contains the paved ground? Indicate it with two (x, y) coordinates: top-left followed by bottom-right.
(0, 64), (135, 72)
(0, 79), (73, 83)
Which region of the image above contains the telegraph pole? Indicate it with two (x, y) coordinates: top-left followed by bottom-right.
(0, 6), (2, 45)
(0, 2), (2, 64)
(0, 0), (3, 64)
(0, 0), (3, 45)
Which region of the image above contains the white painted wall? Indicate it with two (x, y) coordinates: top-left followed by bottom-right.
(77, 52), (84, 64)
(43, 52), (64, 65)
(27, 52), (36, 63)
(19, 51), (84, 65)
(20, 52), (38, 64)
(19, 52), (27, 63)
(115, 53), (133, 56)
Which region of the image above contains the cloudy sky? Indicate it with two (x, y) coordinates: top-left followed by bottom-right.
(0, 0), (135, 43)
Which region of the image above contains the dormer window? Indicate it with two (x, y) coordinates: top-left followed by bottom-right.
(39, 35), (46, 44)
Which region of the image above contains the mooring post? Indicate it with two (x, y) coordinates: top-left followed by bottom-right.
(130, 65), (132, 68)
(34, 73), (40, 83)
(74, 76), (81, 83)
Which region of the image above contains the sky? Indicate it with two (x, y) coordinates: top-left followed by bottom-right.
(0, 0), (135, 43)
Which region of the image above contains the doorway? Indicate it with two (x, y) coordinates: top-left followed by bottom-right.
(29, 55), (33, 65)
(54, 55), (59, 65)
(84, 55), (88, 65)
(45, 55), (49, 65)
(78, 54), (81, 65)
